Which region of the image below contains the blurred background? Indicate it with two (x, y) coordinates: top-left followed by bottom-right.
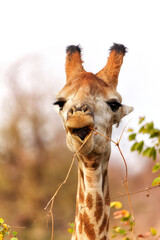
(0, 0), (160, 239)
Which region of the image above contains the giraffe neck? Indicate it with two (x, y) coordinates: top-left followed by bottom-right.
(72, 150), (111, 240)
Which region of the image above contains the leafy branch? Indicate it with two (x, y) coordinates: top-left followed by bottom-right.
(128, 117), (160, 186)
(0, 218), (19, 240)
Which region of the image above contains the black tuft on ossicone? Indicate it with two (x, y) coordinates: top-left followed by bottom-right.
(109, 43), (127, 55)
(66, 45), (81, 55)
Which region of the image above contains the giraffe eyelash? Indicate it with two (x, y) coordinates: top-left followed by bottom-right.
(106, 101), (122, 112)
(53, 100), (66, 110)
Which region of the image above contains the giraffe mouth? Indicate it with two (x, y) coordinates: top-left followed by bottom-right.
(70, 126), (92, 141)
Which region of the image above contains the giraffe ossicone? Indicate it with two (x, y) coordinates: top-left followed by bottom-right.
(54, 43), (133, 240)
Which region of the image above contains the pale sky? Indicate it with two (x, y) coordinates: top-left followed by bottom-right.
(0, 0), (160, 125)
(0, 0), (160, 172)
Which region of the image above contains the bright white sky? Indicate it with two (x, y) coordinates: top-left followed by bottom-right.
(0, 0), (160, 124)
(0, 0), (160, 171)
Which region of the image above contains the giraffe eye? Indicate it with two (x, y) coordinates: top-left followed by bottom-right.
(53, 100), (66, 110)
(107, 101), (122, 112)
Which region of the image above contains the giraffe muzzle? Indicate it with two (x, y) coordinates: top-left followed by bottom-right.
(71, 126), (91, 141)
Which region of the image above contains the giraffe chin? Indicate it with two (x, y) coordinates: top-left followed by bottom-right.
(66, 126), (94, 155)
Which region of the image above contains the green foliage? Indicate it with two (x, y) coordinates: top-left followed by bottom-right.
(128, 133), (136, 141)
(130, 141), (144, 153)
(110, 117), (159, 239)
(128, 117), (160, 158)
(128, 117), (160, 186)
(67, 223), (74, 234)
(110, 200), (158, 239)
(110, 203), (134, 239)
(143, 147), (157, 160)
(110, 201), (122, 209)
(138, 116), (145, 124)
(0, 219), (19, 240)
(0, 219), (4, 225)
(150, 227), (157, 236)
(112, 226), (126, 235)
(152, 162), (160, 172)
(152, 177), (160, 186)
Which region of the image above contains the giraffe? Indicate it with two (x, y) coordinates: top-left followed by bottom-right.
(54, 43), (133, 240)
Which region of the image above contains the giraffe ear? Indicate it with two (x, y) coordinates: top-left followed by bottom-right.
(65, 45), (85, 82)
(96, 43), (127, 89)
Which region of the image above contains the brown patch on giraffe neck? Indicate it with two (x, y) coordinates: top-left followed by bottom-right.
(95, 192), (103, 222)
(79, 168), (85, 190)
(86, 175), (92, 183)
(79, 168), (84, 180)
(80, 153), (101, 170)
(78, 213), (83, 234)
(83, 211), (96, 240)
(83, 160), (100, 170)
(79, 184), (84, 204)
(105, 185), (110, 206)
(86, 193), (93, 210)
(100, 236), (107, 240)
(102, 170), (107, 192)
(99, 213), (108, 235)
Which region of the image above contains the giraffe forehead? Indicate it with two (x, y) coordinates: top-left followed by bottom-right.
(57, 72), (117, 100)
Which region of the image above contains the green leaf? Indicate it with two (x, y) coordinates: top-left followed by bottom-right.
(152, 177), (160, 186)
(139, 126), (145, 133)
(11, 238), (18, 240)
(150, 227), (157, 236)
(150, 129), (160, 138)
(152, 162), (160, 173)
(131, 142), (139, 151)
(114, 227), (126, 235)
(111, 233), (117, 238)
(137, 141), (144, 153)
(68, 222), (74, 234)
(12, 231), (17, 237)
(131, 141), (144, 153)
(143, 147), (152, 157)
(139, 121), (154, 134)
(68, 228), (74, 234)
(153, 149), (157, 160)
(121, 215), (131, 222)
(146, 122), (154, 132)
(127, 128), (134, 132)
(110, 201), (122, 209)
(128, 133), (136, 141)
(143, 147), (157, 160)
(139, 117), (145, 124)
(68, 223), (74, 228)
(0, 219), (4, 225)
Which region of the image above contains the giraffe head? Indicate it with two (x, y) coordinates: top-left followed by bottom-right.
(54, 44), (133, 155)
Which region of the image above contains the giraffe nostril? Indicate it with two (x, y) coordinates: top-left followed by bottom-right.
(68, 105), (92, 116)
(83, 106), (88, 112)
(69, 106), (76, 115)
(70, 108), (74, 114)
